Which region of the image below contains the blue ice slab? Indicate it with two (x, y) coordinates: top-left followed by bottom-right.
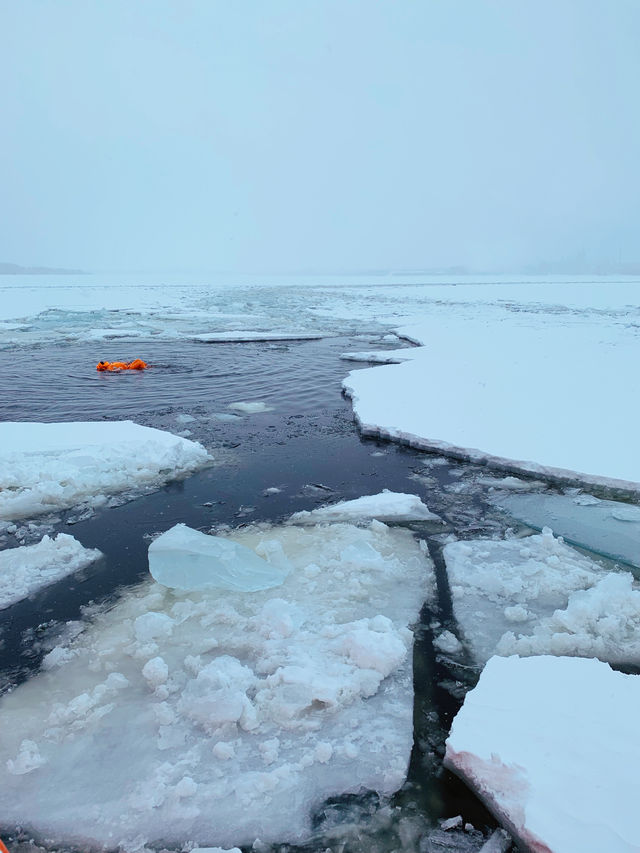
(492, 493), (640, 570)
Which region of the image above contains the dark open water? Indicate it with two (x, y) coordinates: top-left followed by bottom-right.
(0, 335), (537, 852)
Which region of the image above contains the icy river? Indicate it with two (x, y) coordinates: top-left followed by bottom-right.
(0, 274), (639, 853)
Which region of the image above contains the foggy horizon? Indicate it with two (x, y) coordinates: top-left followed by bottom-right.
(2, 1), (639, 275)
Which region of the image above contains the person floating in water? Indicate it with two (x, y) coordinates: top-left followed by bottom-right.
(96, 359), (148, 371)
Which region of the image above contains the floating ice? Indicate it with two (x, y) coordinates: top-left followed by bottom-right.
(433, 630), (464, 656)
(497, 572), (640, 663)
(0, 421), (211, 521)
(492, 492), (640, 569)
(342, 308), (640, 494)
(227, 401), (273, 414)
(148, 523), (290, 592)
(475, 475), (545, 491)
(445, 655), (640, 853)
(288, 491), (442, 524)
(339, 351), (410, 364)
(0, 520), (434, 848)
(0, 533), (102, 609)
(442, 529), (635, 665)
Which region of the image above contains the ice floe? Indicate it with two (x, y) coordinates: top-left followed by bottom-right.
(339, 351), (410, 364)
(288, 490), (442, 525)
(227, 401), (273, 414)
(445, 655), (640, 853)
(342, 307), (640, 494)
(0, 519), (434, 849)
(0, 420), (211, 521)
(443, 528), (640, 666)
(0, 533), (102, 610)
(492, 492), (640, 569)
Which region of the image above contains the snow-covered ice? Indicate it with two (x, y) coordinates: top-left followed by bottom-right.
(443, 528), (640, 666)
(149, 524), (290, 592)
(288, 490), (442, 525)
(0, 421), (211, 521)
(445, 655), (640, 853)
(492, 492), (640, 568)
(342, 286), (640, 493)
(0, 533), (102, 610)
(0, 519), (434, 849)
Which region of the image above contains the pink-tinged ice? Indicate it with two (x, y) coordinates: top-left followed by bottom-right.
(445, 655), (640, 853)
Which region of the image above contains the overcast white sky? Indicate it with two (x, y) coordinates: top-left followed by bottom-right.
(1, 1), (639, 273)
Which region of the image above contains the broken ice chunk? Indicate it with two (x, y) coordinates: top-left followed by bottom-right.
(443, 530), (614, 665)
(148, 524), (289, 592)
(227, 401), (273, 414)
(288, 491), (442, 525)
(6, 739), (47, 775)
(0, 533), (102, 610)
(445, 655), (639, 853)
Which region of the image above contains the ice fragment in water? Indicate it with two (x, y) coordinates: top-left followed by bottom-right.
(148, 523), (289, 591)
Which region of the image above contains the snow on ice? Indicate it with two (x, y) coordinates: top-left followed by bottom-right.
(0, 420), (211, 521)
(445, 655), (640, 853)
(0, 533), (102, 610)
(443, 528), (640, 666)
(0, 519), (434, 849)
(492, 491), (640, 569)
(288, 490), (442, 525)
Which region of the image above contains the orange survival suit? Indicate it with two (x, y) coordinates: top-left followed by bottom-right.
(96, 359), (148, 371)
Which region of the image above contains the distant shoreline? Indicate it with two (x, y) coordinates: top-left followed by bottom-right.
(0, 262), (86, 275)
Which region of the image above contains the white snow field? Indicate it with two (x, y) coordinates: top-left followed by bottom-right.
(0, 421), (211, 521)
(0, 533), (102, 610)
(0, 519), (434, 850)
(443, 529), (640, 667)
(288, 490), (443, 525)
(445, 655), (640, 853)
(492, 491), (640, 569)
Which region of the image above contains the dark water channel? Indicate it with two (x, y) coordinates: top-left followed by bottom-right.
(0, 335), (536, 852)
